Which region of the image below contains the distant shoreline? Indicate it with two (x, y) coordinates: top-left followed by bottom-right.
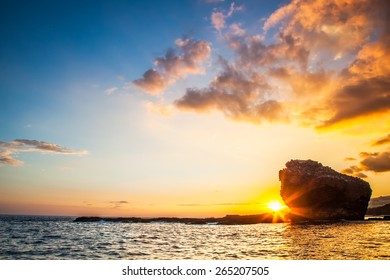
(73, 213), (284, 225)
(1, 212), (389, 224)
(73, 213), (390, 225)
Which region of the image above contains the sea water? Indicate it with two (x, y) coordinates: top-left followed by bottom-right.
(0, 215), (389, 260)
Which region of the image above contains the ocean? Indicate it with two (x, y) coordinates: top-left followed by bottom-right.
(0, 215), (389, 260)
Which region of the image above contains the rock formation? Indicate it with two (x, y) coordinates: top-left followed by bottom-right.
(279, 159), (372, 221)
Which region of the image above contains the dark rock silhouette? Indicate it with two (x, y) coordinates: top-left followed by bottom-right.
(279, 159), (372, 221)
(369, 195), (390, 208)
(366, 203), (390, 215)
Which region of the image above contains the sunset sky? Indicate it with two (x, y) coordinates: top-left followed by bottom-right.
(1, 0), (389, 217)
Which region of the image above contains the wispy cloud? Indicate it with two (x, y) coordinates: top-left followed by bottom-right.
(0, 150), (23, 167)
(341, 165), (368, 179)
(0, 139), (88, 167)
(178, 202), (260, 207)
(0, 139), (88, 154)
(104, 87), (118, 95)
(145, 100), (175, 116)
(229, 23), (245, 36)
(372, 134), (390, 146)
(109, 200), (129, 209)
(211, 2), (243, 32)
(132, 38), (211, 94)
(178, 203), (207, 207)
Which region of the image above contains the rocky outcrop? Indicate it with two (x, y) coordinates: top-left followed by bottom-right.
(279, 159), (372, 221)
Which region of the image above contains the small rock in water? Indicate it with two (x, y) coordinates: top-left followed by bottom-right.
(279, 159), (372, 221)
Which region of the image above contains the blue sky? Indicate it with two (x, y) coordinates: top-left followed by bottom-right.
(1, 0), (281, 142)
(1, 0), (389, 216)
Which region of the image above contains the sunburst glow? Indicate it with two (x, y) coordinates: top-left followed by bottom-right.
(267, 201), (283, 212)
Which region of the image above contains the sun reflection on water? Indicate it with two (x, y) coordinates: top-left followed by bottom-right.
(0, 216), (389, 259)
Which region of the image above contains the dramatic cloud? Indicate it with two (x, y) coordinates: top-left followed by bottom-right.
(317, 0), (390, 127)
(322, 77), (390, 127)
(175, 59), (288, 123)
(173, 0), (390, 128)
(0, 139), (88, 167)
(263, 0), (381, 56)
(132, 38), (211, 94)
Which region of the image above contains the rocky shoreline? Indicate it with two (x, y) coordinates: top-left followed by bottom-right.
(74, 213), (285, 225)
(73, 213), (390, 224)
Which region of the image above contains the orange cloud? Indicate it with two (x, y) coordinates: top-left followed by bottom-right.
(321, 77), (390, 127)
(173, 0), (389, 130)
(264, 0), (379, 56)
(318, 0), (390, 127)
(361, 152), (390, 172)
(341, 165), (368, 179)
(133, 69), (168, 95)
(344, 157), (357, 161)
(175, 60), (288, 123)
(372, 134), (390, 146)
(342, 133), (390, 176)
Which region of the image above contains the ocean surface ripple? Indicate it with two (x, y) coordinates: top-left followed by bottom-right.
(0, 216), (389, 260)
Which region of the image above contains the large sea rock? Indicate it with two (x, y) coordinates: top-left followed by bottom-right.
(279, 159), (372, 221)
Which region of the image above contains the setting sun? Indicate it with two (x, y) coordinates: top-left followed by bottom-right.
(268, 201), (283, 212)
